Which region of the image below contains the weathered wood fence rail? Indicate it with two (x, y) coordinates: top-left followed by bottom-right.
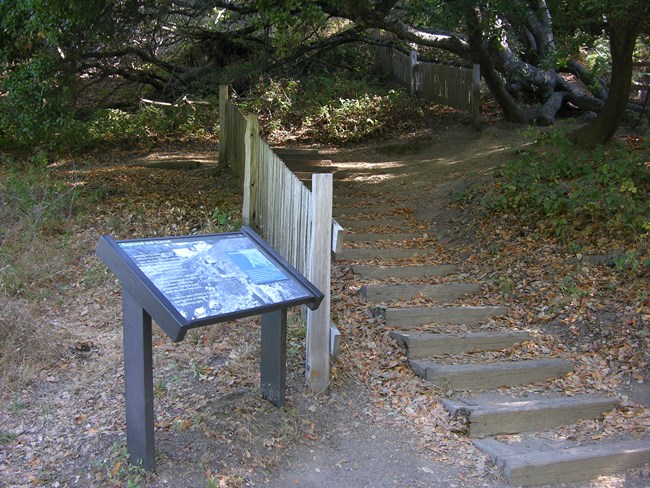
(375, 45), (481, 127)
(219, 85), (331, 394)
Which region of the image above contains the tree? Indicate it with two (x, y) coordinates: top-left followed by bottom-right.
(1, 0), (647, 148)
(327, 0), (648, 136)
(0, 0), (110, 143)
(568, 3), (649, 148)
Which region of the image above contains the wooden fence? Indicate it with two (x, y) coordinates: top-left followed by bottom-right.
(219, 86), (332, 394)
(376, 45), (481, 127)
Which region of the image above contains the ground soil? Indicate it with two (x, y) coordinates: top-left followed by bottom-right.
(1, 119), (647, 488)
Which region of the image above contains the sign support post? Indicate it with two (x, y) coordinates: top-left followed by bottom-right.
(122, 288), (156, 471)
(260, 309), (287, 407)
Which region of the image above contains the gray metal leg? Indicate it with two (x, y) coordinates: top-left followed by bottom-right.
(260, 309), (287, 407)
(122, 287), (156, 471)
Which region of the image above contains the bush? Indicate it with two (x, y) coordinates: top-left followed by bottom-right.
(483, 127), (650, 240)
(0, 91), (220, 156)
(87, 98), (219, 146)
(238, 58), (434, 144)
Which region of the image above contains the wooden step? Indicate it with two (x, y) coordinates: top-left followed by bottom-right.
(343, 233), (421, 243)
(284, 159), (331, 168)
(443, 396), (619, 437)
(290, 166), (335, 174)
(333, 206), (409, 217)
(362, 283), (480, 302)
(409, 358), (573, 390)
(334, 180), (369, 186)
(333, 187), (381, 198)
(336, 248), (433, 261)
(384, 305), (508, 327)
(336, 219), (411, 230)
(333, 196), (376, 206)
(391, 331), (532, 359)
(273, 148), (321, 159)
(475, 437), (650, 486)
(353, 264), (458, 279)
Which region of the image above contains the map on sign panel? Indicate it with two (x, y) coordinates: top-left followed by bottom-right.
(118, 234), (308, 322)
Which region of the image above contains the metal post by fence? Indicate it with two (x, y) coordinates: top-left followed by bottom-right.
(306, 173), (332, 394)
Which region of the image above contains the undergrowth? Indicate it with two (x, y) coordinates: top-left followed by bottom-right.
(238, 75), (435, 144)
(0, 157), (80, 390)
(482, 126), (650, 255)
(86, 99), (219, 147)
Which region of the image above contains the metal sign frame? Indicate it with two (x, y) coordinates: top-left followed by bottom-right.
(97, 226), (323, 471)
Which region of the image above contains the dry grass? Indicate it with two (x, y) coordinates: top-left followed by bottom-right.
(0, 297), (72, 394)
(0, 166), (84, 395)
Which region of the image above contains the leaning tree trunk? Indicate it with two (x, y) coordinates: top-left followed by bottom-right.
(572, 17), (643, 149)
(465, 8), (530, 123)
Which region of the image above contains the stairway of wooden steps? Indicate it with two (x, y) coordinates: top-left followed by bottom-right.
(332, 183), (649, 485)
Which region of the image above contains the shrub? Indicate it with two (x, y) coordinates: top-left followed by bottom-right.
(87, 99), (219, 146)
(483, 127), (650, 240)
(239, 75), (432, 144)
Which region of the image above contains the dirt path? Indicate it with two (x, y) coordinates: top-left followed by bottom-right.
(2, 123), (647, 487)
(244, 125), (527, 488)
(249, 124), (648, 488)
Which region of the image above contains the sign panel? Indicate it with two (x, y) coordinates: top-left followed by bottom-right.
(97, 227), (323, 341)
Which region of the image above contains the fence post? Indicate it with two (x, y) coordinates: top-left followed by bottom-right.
(306, 173), (332, 395)
(471, 64), (481, 129)
(410, 50), (418, 95)
(242, 113), (259, 226)
(219, 85), (230, 164)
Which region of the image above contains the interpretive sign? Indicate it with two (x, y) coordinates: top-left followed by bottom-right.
(97, 226), (323, 341)
(96, 226), (323, 471)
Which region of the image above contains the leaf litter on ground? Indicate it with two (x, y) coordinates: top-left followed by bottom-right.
(1, 131), (648, 487)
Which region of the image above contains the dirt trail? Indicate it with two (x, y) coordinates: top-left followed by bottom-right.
(2, 123), (645, 488)
(245, 125), (527, 488)
(249, 123), (648, 488)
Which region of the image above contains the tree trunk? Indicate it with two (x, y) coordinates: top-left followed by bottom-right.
(465, 8), (529, 123)
(571, 17), (643, 149)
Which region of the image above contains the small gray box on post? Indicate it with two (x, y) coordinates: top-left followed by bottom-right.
(97, 227), (323, 472)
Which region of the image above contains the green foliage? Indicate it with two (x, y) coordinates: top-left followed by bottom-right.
(251, 0), (327, 54)
(483, 126), (650, 240)
(240, 68), (431, 144)
(96, 100), (217, 143)
(583, 37), (611, 80)
(98, 442), (151, 487)
(0, 57), (76, 149)
(75, 98), (219, 149)
(88, 107), (171, 144)
(0, 0), (108, 150)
